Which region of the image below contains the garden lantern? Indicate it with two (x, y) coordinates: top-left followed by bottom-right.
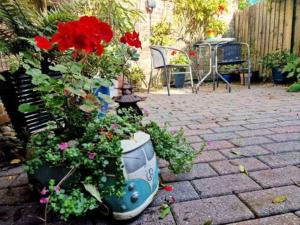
(114, 84), (145, 116)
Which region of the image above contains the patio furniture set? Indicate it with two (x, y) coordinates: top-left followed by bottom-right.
(148, 38), (251, 95)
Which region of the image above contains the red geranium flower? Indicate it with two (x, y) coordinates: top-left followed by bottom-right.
(35, 16), (113, 58)
(164, 185), (174, 192)
(35, 36), (52, 50)
(188, 50), (197, 58)
(120, 31), (142, 49)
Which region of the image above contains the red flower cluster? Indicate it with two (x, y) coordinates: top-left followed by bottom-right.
(120, 31), (142, 49)
(188, 50), (197, 58)
(218, 3), (225, 13)
(35, 16), (113, 57)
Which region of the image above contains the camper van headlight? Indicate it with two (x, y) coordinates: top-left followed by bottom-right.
(131, 192), (139, 203)
(128, 183), (135, 191)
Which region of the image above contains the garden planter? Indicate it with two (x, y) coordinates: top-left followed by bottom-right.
(222, 74), (232, 83)
(175, 73), (185, 88)
(272, 68), (288, 84)
(104, 131), (159, 220)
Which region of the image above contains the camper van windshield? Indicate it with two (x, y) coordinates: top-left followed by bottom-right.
(123, 147), (146, 173)
(144, 141), (154, 160)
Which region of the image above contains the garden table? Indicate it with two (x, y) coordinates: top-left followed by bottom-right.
(194, 38), (236, 93)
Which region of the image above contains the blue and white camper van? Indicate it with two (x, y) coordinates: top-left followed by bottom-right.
(104, 131), (159, 220)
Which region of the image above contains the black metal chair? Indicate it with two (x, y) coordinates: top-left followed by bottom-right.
(148, 46), (194, 96)
(215, 42), (251, 89)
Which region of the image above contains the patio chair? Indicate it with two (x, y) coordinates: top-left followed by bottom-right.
(215, 42), (251, 90)
(148, 46), (194, 96)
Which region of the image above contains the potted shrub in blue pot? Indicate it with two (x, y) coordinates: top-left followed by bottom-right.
(259, 50), (296, 84)
(170, 53), (190, 88)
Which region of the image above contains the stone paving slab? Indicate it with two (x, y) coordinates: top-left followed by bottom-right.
(172, 195), (254, 225)
(267, 132), (300, 142)
(192, 173), (262, 198)
(249, 166), (300, 188)
(193, 150), (226, 163)
(201, 132), (240, 141)
(296, 211), (300, 217)
(211, 125), (246, 133)
(0, 166), (24, 177)
(238, 185), (300, 217)
(228, 213), (300, 225)
(270, 125), (300, 133)
(258, 151), (300, 168)
(262, 141), (300, 153)
(0, 173), (28, 189)
(230, 136), (274, 147)
(242, 123), (278, 130)
(160, 163), (217, 182)
(234, 129), (274, 137)
(0, 186), (32, 205)
(151, 181), (198, 206)
(210, 158), (269, 175)
(220, 146), (271, 159)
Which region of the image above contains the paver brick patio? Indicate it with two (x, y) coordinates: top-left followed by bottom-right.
(172, 195), (254, 225)
(238, 185), (300, 217)
(2, 85), (300, 224)
(249, 166), (300, 188)
(228, 213), (300, 225)
(192, 173), (262, 198)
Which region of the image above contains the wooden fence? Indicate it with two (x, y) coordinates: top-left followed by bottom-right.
(234, 0), (300, 72)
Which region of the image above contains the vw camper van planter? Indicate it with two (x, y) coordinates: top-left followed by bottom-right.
(104, 131), (159, 220)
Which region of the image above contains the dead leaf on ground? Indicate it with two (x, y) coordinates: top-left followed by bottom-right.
(239, 165), (249, 176)
(10, 159), (21, 164)
(272, 195), (287, 204)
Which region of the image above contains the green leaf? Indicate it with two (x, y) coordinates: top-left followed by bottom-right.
(272, 195), (287, 204)
(26, 68), (43, 77)
(18, 103), (39, 113)
(79, 103), (98, 113)
(203, 219), (213, 225)
(159, 204), (171, 219)
(239, 165), (249, 176)
(49, 65), (67, 74)
(83, 183), (102, 203)
(0, 74), (5, 81)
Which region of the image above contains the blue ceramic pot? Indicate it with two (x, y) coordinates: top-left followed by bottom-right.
(222, 74), (232, 83)
(94, 86), (110, 117)
(272, 68), (287, 84)
(175, 74), (185, 88)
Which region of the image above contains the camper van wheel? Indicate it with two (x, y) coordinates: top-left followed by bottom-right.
(98, 202), (111, 217)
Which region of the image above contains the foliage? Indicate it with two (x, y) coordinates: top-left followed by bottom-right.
(283, 57), (300, 92)
(124, 66), (145, 83)
(238, 0), (251, 10)
(259, 50), (296, 70)
(26, 108), (199, 220)
(206, 19), (227, 35)
(170, 53), (189, 65)
(144, 122), (204, 173)
(173, 0), (228, 39)
(150, 20), (174, 46)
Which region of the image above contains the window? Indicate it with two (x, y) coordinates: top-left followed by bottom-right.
(123, 148), (146, 173)
(144, 141), (155, 160)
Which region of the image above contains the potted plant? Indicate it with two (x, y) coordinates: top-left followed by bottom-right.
(259, 50), (296, 84)
(124, 66), (146, 90)
(283, 56), (300, 92)
(218, 64), (240, 83)
(170, 53), (190, 88)
(8, 15), (201, 223)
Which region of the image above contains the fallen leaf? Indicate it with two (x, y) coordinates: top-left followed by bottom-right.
(10, 159), (21, 164)
(230, 150), (245, 156)
(239, 165), (249, 176)
(272, 195), (287, 204)
(83, 183), (102, 203)
(203, 219), (213, 225)
(159, 204), (171, 219)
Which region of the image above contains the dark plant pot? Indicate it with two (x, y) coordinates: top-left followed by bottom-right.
(95, 86), (110, 117)
(29, 164), (77, 190)
(272, 68), (288, 84)
(222, 74), (232, 83)
(175, 73), (185, 88)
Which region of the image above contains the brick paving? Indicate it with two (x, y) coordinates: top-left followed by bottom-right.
(1, 85), (300, 224)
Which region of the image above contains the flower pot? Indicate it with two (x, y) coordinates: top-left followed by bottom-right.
(175, 73), (185, 88)
(272, 68), (288, 84)
(103, 131), (159, 220)
(222, 74), (232, 83)
(207, 29), (216, 39)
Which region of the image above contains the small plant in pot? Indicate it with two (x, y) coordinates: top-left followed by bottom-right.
(259, 50), (296, 84)
(218, 65), (240, 83)
(124, 65), (145, 90)
(12, 15), (201, 223)
(283, 57), (300, 92)
(170, 53), (190, 88)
